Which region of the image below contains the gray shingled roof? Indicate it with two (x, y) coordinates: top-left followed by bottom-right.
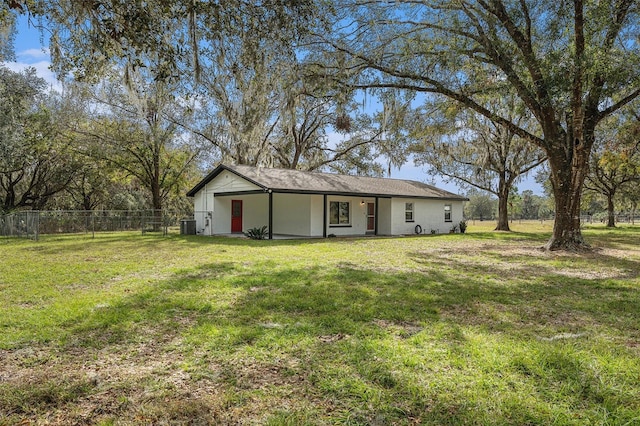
(187, 164), (467, 200)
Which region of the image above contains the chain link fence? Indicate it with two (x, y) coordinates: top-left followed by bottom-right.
(580, 214), (640, 225)
(0, 211), (41, 239)
(1, 210), (191, 240)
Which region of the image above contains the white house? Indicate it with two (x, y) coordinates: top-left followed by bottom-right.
(187, 164), (467, 239)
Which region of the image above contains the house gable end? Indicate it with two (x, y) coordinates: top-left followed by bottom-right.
(207, 170), (262, 194)
(187, 165), (266, 197)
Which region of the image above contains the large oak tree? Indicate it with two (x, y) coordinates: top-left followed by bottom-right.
(69, 69), (201, 212)
(325, 0), (640, 250)
(0, 67), (77, 211)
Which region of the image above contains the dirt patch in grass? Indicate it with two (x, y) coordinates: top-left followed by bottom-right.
(1, 333), (332, 424)
(1, 338), (228, 424)
(410, 243), (637, 282)
(439, 300), (600, 337)
(373, 319), (424, 338)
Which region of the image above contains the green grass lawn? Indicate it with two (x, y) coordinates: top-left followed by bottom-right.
(1, 223), (639, 425)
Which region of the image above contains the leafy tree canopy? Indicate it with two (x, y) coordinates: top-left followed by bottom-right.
(322, 0), (640, 250)
(5, 0), (316, 81)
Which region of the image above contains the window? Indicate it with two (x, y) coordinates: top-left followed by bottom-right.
(330, 201), (350, 225)
(444, 204), (452, 222)
(405, 202), (414, 222)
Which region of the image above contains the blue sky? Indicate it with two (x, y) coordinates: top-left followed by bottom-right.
(5, 14), (544, 196)
(5, 15), (60, 91)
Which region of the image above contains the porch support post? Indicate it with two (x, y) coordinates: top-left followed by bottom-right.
(268, 190), (273, 240)
(374, 197), (379, 236)
(323, 194), (327, 238)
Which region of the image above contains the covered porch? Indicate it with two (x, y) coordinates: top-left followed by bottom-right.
(194, 191), (390, 239)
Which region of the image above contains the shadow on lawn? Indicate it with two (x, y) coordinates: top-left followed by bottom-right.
(65, 262), (446, 348)
(19, 233), (178, 255)
(8, 246), (640, 424)
(27, 232), (332, 257)
(408, 245), (640, 337)
(74, 256), (640, 412)
(204, 261), (637, 424)
(464, 230), (551, 242)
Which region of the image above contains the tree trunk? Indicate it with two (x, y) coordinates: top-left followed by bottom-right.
(151, 139), (163, 211)
(606, 192), (616, 228)
(150, 179), (162, 231)
(544, 144), (590, 251)
(83, 194), (92, 211)
(151, 179), (162, 211)
(151, 153), (163, 232)
(495, 174), (510, 231)
(3, 183), (15, 212)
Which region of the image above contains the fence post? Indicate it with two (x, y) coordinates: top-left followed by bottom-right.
(34, 211), (40, 241)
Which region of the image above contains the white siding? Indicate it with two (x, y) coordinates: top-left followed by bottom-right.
(194, 190), (214, 235)
(193, 170), (262, 235)
(309, 195), (324, 236)
(377, 198), (392, 235)
(193, 191), (205, 234)
(209, 196), (228, 234)
(208, 170), (261, 193)
(193, 191), (204, 212)
(241, 194), (269, 231)
(273, 193), (311, 236)
(390, 198), (465, 235)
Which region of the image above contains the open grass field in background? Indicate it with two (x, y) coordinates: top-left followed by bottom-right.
(1, 221), (639, 425)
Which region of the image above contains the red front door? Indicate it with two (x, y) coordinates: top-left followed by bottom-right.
(231, 200), (243, 233)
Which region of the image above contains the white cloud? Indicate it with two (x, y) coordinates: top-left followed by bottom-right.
(326, 130), (346, 149)
(2, 59), (62, 93)
(17, 47), (51, 60)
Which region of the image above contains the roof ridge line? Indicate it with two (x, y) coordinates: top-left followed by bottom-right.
(229, 164), (434, 186)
